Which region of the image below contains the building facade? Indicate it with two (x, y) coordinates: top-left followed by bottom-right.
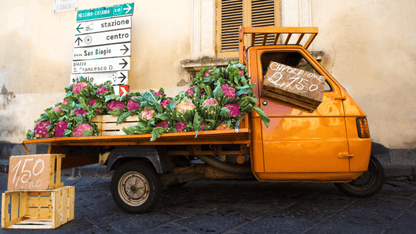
(0, 0), (415, 157)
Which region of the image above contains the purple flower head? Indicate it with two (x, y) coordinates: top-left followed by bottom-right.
(175, 100), (195, 113)
(140, 107), (155, 120)
(73, 82), (87, 94)
(88, 99), (97, 107)
(34, 121), (51, 139)
(97, 85), (109, 95)
(225, 104), (241, 117)
(127, 98), (140, 112)
(53, 105), (63, 115)
(74, 109), (88, 117)
(202, 98), (218, 107)
(216, 122), (233, 130)
(204, 69), (213, 78)
(201, 122), (207, 131)
(156, 120), (169, 129)
(107, 100), (125, 112)
(55, 120), (68, 138)
(153, 91), (163, 97)
(238, 68), (245, 76)
(186, 86), (196, 97)
(175, 121), (187, 132)
(161, 99), (171, 108)
(72, 123), (93, 137)
(222, 84), (236, 99)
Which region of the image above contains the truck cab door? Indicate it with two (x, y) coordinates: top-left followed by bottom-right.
(255, 48), (350, 174)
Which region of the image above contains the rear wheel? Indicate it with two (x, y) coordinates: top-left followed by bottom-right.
(335, 156), (385, 198)
(111, 161), (161, 214)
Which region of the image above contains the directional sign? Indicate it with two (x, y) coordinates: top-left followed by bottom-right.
(72, 57), (130, 74)
(70, 72), (128, 85)
(75, 16), (131, 35)
(74, 29), (131, 48)
(77, 3), (134, 22)
(73, 43), (131, 60)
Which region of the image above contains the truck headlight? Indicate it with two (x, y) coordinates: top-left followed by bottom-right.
(357, 117), (370, 138)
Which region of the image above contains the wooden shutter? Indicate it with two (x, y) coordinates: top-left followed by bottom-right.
(251, 0), (276, 45)
(217, 0), (279, 57)
(220, 0), (243, 52)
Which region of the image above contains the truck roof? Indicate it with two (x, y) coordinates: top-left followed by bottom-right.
(239, 26), (318, 63)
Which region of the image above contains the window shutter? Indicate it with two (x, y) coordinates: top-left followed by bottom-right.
(220, 0), (243, 51)
(251, 0), (275, 45)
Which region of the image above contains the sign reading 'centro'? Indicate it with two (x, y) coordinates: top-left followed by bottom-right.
(74, 29), (131, 48)
(77, 3), (134, 22)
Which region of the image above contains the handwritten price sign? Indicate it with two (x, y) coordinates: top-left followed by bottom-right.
(8, 155), (53, 191)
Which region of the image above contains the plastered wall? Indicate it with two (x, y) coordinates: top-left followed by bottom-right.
(310, 0), (416, 149)
(0, 0), (193, 142)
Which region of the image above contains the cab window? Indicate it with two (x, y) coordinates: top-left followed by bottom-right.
(261, 51), (332, 92)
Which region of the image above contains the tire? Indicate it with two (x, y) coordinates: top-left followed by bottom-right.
(335, 156), (385, 198)
(111, 161), (162, 214)
(166, 181), (188, 188)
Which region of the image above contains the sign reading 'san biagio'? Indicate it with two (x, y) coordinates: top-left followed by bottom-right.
(70, 3), (134, 86)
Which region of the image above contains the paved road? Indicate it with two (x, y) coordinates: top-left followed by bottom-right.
(1, 173), (415, 234)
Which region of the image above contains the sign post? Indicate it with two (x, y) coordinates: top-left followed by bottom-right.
(71, 3), (134, 88)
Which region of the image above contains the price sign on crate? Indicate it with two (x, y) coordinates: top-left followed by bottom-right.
(7, 154), (64, 191)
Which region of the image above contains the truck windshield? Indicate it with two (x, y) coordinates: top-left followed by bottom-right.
(261, 51), (332, 91)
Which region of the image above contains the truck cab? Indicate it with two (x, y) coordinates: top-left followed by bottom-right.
(240, 27), (382, 196)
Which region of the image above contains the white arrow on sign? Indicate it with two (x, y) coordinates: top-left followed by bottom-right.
(74, 29), (131, 48)
(75, 16), (132, 35)
(72, 43), (131, 60)
(70, 72), (128, 85)
(72, 57), (130, 74)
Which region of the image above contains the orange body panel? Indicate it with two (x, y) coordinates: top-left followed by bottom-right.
(247, 45), (371, 183)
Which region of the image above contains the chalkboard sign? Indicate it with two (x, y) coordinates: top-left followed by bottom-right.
(262, 61), (325, 112)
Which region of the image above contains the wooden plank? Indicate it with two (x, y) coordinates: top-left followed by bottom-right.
(101, 122), (137, 130)
(68, 187), (75, 221)
(262, 90), (318, 112)
(1, 193), (7, 228)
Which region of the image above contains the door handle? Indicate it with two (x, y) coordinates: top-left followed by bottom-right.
(333, 96), (346, 101)
(338, 152), (354, 159)
(262, 101), (268, 106)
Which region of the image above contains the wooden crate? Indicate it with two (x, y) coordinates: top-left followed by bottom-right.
(92, 115), (138, 136)
(1, 186), (75, 229)
(262, 61), (325, 112)
(7, 154), (65, 191)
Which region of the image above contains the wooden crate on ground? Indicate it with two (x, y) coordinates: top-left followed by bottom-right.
(92, 115), (138, 136)
(262, 61), (325, 112)
(7, 154), (65, 191)
(1, 186), (75, 229)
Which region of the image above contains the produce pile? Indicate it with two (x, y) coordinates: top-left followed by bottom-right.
(26, 61), (269, 141)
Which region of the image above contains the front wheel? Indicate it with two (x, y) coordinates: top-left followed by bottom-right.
(111, 162), (161, 214)
(335, 156), (385, 198)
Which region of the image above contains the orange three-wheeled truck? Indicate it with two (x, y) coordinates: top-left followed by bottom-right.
(22, 26), (384, 214)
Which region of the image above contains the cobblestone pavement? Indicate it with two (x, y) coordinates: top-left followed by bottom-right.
(1, 173), (416, 234)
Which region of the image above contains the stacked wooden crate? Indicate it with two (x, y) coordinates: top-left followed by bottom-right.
(92, 115), (138, 136)
(1, 154), (75, 229)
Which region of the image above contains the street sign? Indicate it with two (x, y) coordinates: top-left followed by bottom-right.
(75, 16), (131, 35)
(114, 85), (130, 96)
(74, 29), (131, 48)
(73, 43), (131, 60)
(72, 57), (130, 74)
(77, 3), (134, 22)
(70, 71), (128, 85)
